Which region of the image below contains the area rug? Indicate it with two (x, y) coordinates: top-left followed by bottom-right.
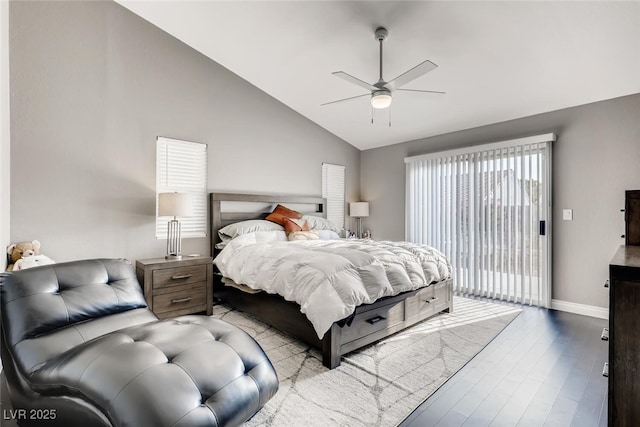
(211, 296), (522, 427)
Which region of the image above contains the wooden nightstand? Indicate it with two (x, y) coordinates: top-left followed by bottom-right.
(135, 256), (213, 319)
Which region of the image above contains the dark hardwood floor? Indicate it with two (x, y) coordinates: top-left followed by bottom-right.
(400, 302), (609, 427)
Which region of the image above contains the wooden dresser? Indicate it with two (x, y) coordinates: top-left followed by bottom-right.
(136, 256), (213, 319)
(625, 190), (640, 245)
(608, 245), (640, 426)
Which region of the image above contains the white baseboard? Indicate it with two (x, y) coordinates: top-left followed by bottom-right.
(551, 299), (609, 320)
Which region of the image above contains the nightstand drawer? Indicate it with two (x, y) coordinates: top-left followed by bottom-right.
(153, 282), (207, 314)
(152, 265), (206, 289)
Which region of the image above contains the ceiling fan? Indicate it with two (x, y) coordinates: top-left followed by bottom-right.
(322, 27), (444, 110)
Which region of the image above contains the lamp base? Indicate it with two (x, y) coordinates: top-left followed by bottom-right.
(166, 219), (183, 261)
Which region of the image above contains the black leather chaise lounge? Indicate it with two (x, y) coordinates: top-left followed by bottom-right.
(0, 258), (278, 427)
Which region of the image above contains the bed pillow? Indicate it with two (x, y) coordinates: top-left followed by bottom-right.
(266, 204), (303, 226)
(218, 220), (284, 243)
(315, 230), (341, 240)
(284, 218), (320, 241)
(283, 217), (310, 235)
(301, 215), (342, 233)
(288, 231), (320, 241)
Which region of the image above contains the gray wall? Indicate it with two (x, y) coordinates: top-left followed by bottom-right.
(8, 0), (638, 312)
(9, 1), (359, 262)
(361, 93), (640, 309)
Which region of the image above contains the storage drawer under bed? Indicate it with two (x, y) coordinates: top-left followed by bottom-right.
(431, 280), (451, 313)
(341, 300), (405, 343)
(405, 281), (450, 320)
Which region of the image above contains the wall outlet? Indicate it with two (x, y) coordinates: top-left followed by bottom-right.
(563, 209), (573, 221)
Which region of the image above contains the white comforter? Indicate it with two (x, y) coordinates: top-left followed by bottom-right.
(214, 232), (452, 338)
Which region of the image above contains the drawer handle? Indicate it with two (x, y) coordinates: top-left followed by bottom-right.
(171, 297), (192, 304)
(366, 315), (386, 325)
(171, 274), (192, 280)
(424, 297), (439, 304)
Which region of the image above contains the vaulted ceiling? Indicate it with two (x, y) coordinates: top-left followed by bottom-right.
(117, 1), (640, 150)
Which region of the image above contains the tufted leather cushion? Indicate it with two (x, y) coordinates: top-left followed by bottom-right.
(2, 258), (148, 347)
(1, 259), (278, 427)
(29, 316), (278, 426)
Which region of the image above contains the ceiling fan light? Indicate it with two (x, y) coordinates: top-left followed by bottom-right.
(371, 91), (392, 109)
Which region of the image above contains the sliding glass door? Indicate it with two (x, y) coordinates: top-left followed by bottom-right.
(405, 134), (554, 307)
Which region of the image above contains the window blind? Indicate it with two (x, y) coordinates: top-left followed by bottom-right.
(405, 134), (554, 307)
(322, 163), (346, 229)
(156, 137), (207, 239)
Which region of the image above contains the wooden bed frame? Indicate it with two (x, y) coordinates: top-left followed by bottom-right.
(210, 192), (453, 369)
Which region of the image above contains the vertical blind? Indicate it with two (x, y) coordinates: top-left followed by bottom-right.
(405, 134), (554, 307)
(156, 137), (207, 239)
(322, 163), (346, 228)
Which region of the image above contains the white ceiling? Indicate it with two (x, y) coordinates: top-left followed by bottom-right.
(117, 1), (640, 150)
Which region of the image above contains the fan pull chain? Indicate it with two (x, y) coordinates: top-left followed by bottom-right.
(370, 106), (393, 126)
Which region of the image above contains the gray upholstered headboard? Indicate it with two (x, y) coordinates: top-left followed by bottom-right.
(209, 192), (326, 255)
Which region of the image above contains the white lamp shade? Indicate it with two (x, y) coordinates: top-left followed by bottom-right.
(158, 192), (194, 217)
(350, 202), (369, 218)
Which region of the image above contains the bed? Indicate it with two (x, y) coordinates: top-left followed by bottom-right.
(210, 192), (453, 369)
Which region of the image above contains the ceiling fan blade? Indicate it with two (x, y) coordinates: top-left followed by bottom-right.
(386, 59), (438, 90)
(332, 71), (378, 92)
(321, 93), (370, 106)
(396, 88), (445, 95)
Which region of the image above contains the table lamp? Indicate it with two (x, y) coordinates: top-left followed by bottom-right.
(349, 202), (369, 239)
(158, 192), (194, 259)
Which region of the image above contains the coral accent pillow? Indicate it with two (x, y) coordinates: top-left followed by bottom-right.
(283, 217), (310, 235)
(266, 204), (303, 226)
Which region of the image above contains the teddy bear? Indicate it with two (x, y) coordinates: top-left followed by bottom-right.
(6, 240), (54, 271)
(13, 254), (56, 270)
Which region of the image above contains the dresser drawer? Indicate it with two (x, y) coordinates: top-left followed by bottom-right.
(153, 282), (207, 315)
(152, 265), (206, 289)
(342, 300), (405, 344)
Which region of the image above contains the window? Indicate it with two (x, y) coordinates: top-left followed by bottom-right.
(405, 134), (554, 307)
(322, 163), (345, 229)
(156, 137), (207, 238)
